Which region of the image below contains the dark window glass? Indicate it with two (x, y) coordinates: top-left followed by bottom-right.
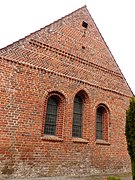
(72, 96), (82, 137)
(96, 108), (103, 139)
(44, 97), (58, 135)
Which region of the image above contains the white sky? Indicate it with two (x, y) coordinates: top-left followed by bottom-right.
(0, 0), (135, 94)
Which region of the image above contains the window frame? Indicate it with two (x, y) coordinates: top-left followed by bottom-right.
(42, 91), (65, 141)
(72, 90), (89, 141)
(96, 104), (110, 142)
(72, 95), (83, 138)
(44, 96), (59, 136)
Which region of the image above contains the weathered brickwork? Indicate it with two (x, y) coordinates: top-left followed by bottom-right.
(0, 6), (133, 179)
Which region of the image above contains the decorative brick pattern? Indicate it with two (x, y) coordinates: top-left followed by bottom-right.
(0, 5), (133, 179)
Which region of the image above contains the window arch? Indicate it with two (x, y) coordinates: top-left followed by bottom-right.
(96, 104), (109, 141)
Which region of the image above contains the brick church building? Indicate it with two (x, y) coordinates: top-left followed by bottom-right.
(0, 5), (133, 179)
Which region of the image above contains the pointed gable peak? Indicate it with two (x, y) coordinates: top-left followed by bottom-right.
(43, 5), (88, 28)
(33, 5), (90, 36)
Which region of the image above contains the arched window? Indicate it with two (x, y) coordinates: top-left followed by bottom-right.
(44, 96), (58, 135)
(96, 107), (103, 139)
(72, 95), (83, 138)
(96, 105), (109, 141)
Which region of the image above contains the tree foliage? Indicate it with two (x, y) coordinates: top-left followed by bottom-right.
(125, 97), (135, 180)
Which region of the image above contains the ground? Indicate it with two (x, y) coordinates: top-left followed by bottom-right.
(1, 172), (132, 180)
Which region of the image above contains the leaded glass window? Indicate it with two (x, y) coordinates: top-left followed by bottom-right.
(72, 96), (83, 137)
(44, 96), (58, 135)
(96, 107), (103, 139)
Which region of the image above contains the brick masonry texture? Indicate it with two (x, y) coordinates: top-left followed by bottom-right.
(0, 5), (133, 179)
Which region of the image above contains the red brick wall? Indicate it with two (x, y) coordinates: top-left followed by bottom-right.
(0, 6), (132, 179)
(0, 58), (131, 178)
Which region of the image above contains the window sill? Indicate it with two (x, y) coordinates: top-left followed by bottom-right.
(96, 139), (110, 145)
(41, 135), (63, 142)
(72, 137), (89, 144)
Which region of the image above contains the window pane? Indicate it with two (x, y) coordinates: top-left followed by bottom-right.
(72, 125), (81, 137)
(44, 124), (56, 135)
(44, 97), (58, 135)
(47, 99), (57, 115)
(96, 122), (102, 131)
(45, 114), (57, 125)
(96, 131), (102, 139)
(74, 102), (82, 111)
(73, 114), (82, 125)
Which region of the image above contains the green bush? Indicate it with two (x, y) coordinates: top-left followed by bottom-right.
(125, 97), (135, 180)
(108, 176), (121, 180)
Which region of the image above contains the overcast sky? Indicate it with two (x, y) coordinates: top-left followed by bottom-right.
(0, 0), (135, 94)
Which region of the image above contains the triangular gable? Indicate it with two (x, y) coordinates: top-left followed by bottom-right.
(0, 6), (133, 97)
